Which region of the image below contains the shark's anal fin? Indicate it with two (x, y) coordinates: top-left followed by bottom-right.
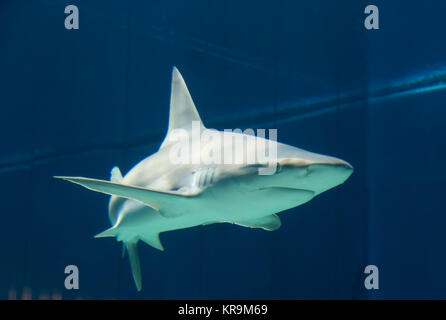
(234, 214), (282, 231)
(141, 234), (164, 251)
(126, 241), (142, 291)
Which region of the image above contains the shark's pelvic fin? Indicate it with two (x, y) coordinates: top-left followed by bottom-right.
(126, 241), (142, 291)
(54, 177), (197, 217)
(110, 166), (123, 183)
(160, 67), (205, 149)
(94, 226), (118, 238)
(234, 214), (282, 231)
(141, 234), (164, 251)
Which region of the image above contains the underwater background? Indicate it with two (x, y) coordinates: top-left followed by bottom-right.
(1, 0), (446, 299)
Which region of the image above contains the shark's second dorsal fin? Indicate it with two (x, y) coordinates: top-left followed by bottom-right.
(160, 67), (205, 149)
(110, 166), (123, 183)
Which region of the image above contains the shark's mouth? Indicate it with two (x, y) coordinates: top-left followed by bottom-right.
(253, 187), (317, 210)
(258, 186), (314, 193)
(257, 186), (316, 200)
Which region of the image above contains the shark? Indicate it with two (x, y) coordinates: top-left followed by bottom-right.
(55, 67), (353, 291)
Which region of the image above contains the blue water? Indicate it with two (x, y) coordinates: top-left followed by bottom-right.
(1, 0), (446, 299)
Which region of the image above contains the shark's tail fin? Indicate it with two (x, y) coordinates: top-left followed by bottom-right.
(126, 241), (142, 291)
(95, 229), (143, 291)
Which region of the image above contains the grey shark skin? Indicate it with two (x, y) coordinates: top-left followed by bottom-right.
(55, 67), (353, 291)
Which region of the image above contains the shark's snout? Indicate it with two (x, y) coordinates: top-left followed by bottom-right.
(267, 154), (353, 195)
(298, 162), (353, 195)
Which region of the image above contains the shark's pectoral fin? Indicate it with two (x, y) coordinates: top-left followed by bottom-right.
(234, 214), (282, 231)
(140, 234), (164, 251)
(54, 176), (196, 217)
(126, 241), (142, 291)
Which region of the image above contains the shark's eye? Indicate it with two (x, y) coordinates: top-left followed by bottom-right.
(276, 162), (282, 173)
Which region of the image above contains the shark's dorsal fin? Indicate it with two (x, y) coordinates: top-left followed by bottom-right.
(160, 67), (205, 149)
